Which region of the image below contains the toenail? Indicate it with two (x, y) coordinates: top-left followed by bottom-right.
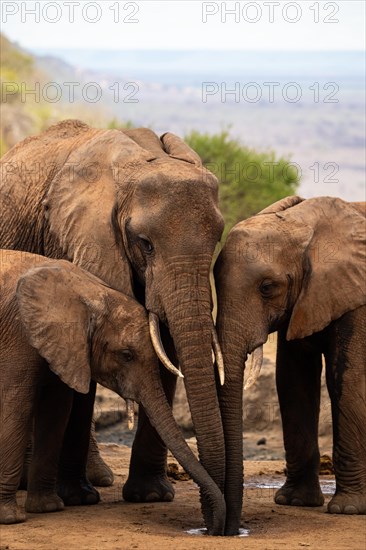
(145, 492), (160, 502)
(291, 498), (304, 506)
(329, 504), (341, 513)
(344, 505), (357, 514)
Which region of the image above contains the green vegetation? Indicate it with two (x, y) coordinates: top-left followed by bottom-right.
(185, 130), (299, 232)
(107, 118), (135, 130)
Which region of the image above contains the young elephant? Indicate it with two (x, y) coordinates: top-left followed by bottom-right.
(0, 251), (225, 532)
(215, 196), (366, 534)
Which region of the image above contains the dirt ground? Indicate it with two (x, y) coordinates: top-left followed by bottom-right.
(1, 448), (365, 550)
(1, 339), (365, 550)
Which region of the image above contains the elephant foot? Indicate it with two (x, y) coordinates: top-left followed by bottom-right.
(123, 474), (175, 503)
(25, 492), (64, 514)
(275, 478), (324, 507)
(87, 453), (114, 487)
(57, 477), (100, 506)
(328, 492), (366, 514)
(0, 502), (26, 524)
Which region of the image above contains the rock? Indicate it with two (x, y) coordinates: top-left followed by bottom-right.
(257, 437), (267, 445)
(167, 462), (191, 481)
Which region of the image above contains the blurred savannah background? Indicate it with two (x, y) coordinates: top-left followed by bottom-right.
(1, 1), (365, 459)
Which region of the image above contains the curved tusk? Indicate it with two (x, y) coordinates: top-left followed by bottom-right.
(149, 313), (184, 378)
(211, 327), (225, 386)
(244, 345), (263, 390)
(126, 399), (135, 431)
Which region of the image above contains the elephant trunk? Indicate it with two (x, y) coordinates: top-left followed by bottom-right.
(158, 266), (226, 524)
(139, 376), (226, 535)
(216, 311), (247, 535)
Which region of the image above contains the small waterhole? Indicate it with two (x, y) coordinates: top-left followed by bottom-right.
(244, 479), (336, 494)
(186, 528), (249, 537)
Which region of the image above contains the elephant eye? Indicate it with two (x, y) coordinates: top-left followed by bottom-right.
(260, 280), (275, 297)
(138, 235), (154, 255)
(116, 349), (134, 362)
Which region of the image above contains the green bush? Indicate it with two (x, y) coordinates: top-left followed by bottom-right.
(185, 130), (300, 236)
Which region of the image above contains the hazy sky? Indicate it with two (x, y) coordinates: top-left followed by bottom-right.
(2, 1), (365, 51)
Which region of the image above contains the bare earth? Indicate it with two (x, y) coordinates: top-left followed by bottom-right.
(1, 340), (365, 550)
(1, 448), (365, 550)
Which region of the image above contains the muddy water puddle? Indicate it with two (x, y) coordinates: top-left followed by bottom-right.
(244, 479), (336, 494)
(186, 528), (249, 537)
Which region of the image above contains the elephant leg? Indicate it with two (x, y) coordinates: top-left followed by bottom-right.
(325, 309), (366, 514)
(19, 434), (33, 490)
(86, 417), (114, 487)
(275, 328), (324, 507)
(123, 368), (176, 503)
(123, 326), (176, 503)
(57, 380), (100, 506)
(25, 376), (73, 514)
(0, 378), (36, 524)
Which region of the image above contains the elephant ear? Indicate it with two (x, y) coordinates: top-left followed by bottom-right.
(286, 197), (366, 340)
(257, 195), (304, 215)
(16, 261), (107, 393)
(45, 129), (153, 297)
(160, 132), (202, 165)
(123, 128), (166, 158)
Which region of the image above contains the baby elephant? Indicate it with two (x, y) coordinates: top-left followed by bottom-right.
(0, 251), (225, 532)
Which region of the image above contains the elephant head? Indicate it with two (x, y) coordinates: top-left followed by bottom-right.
(14, 121), (226, 529)
(16, 260), (226, 534)
(214, 195), (366, 534)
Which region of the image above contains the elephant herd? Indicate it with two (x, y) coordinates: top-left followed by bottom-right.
(0, 120), (365, 536)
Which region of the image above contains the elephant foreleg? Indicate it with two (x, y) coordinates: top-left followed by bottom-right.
(26, 374), (73, 513)
(86, 418), (114, 487)
(123, 401), (175, 502)
(57, 380), (100, 506)
(274, 327), (324, 507)
(325, 308), (366, 514)
(123, 326), (177, 503)
(123, 367), (176, 503)
(19, 435), (33, 490)
(0, 375), (36, 524)
(20, 409), (114, 490)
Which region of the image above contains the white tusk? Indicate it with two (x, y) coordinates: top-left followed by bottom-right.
(244, 345), (263, 390)
(126, 399), (135, 431)
(211, 326), (225, 386)
(149, 313), (184, 378)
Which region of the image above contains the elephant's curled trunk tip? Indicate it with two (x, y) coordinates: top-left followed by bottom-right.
(201, 487), (226, 536)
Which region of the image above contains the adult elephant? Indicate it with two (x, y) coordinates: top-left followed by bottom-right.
(0, 120), (225, 533)
(215, 196), (366, 534)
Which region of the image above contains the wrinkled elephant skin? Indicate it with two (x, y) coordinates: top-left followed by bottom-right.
(0, 251), (225, 534)
(215, 196), (366, 534)
(0, 121), (225, 533)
